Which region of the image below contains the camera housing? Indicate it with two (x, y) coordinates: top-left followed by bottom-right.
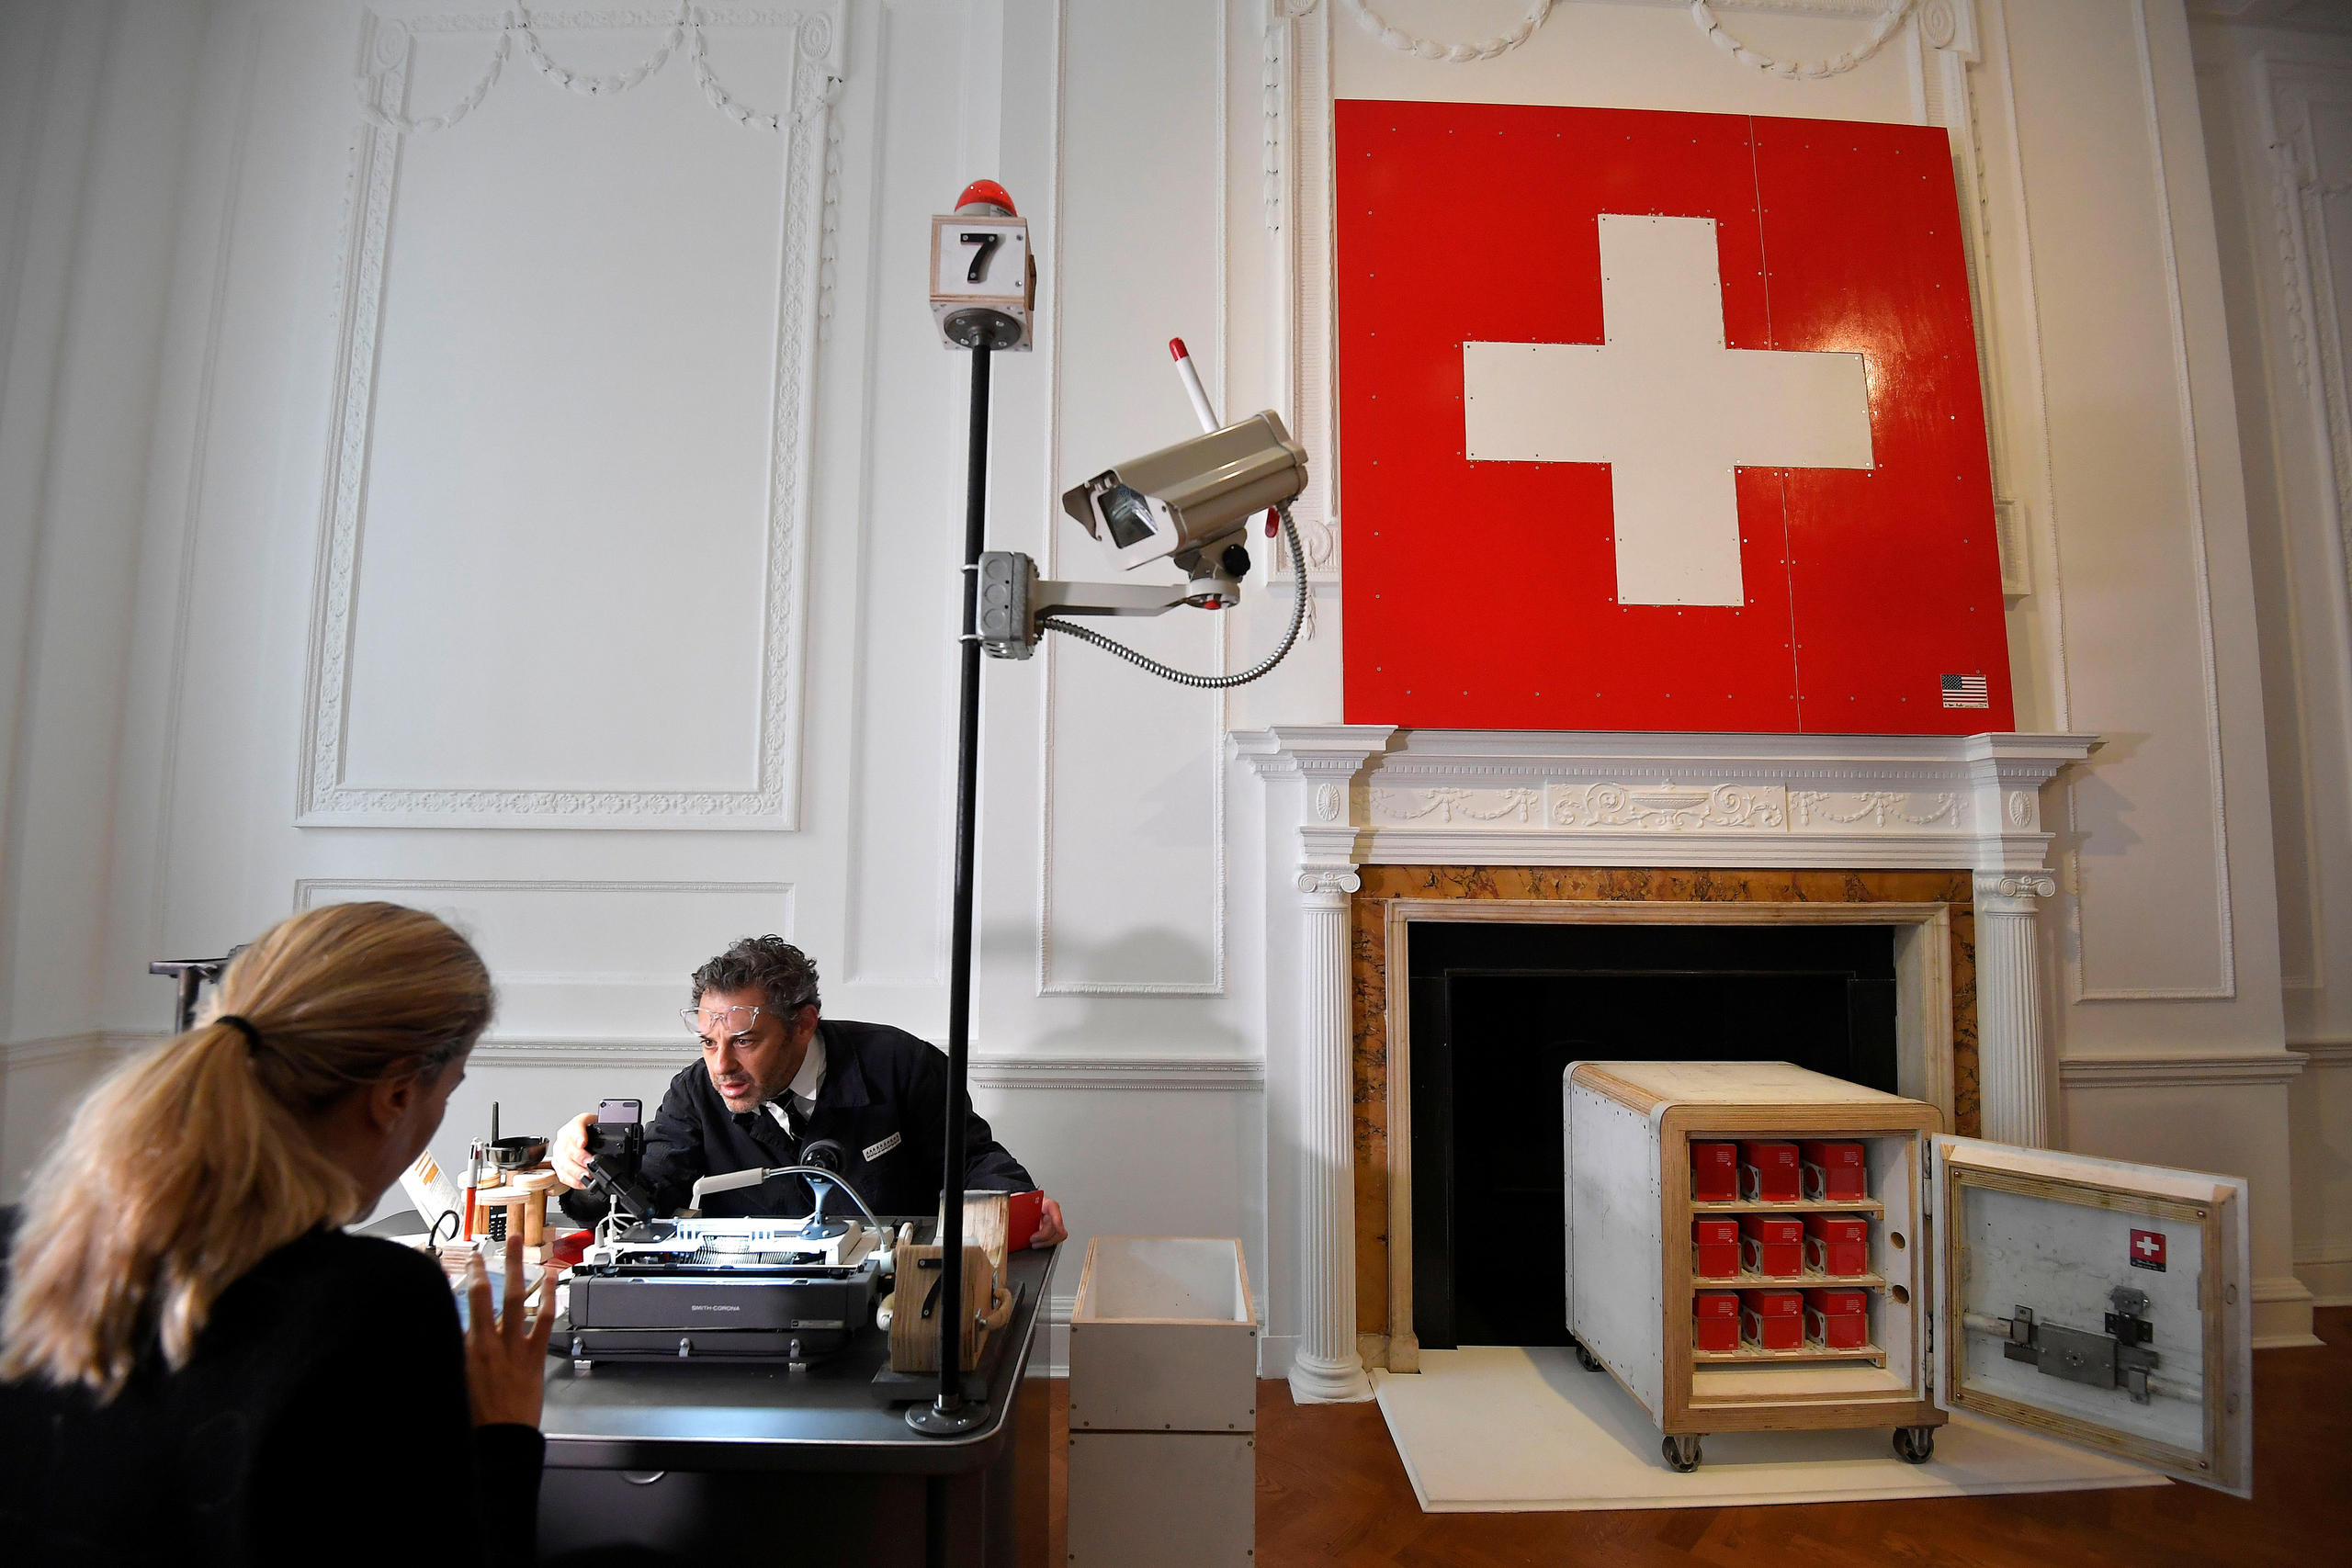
(1061, 410), (1306, 578)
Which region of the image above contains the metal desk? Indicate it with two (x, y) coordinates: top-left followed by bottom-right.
(536, 1242), (1055, 1567)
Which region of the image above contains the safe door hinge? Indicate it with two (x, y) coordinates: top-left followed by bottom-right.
(1924, 1292), (1935, 1395)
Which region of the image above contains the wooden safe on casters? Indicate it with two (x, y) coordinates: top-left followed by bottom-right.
(1562, 1061), (2251, 1494)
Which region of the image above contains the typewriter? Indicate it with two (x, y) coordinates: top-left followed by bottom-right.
(557, 1100), (897, 1368)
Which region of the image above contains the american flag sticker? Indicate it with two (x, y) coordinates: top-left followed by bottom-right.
(1941, 672), (1989, 709)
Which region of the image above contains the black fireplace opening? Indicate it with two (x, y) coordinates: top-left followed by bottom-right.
(1408, 919), (1900, 1350)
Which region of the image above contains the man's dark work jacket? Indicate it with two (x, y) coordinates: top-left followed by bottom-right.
(560, 1018), (1035, 1224)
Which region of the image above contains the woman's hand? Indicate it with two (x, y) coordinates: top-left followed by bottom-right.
(464, 1229), (557, 1427)
(1030, 1197), (1068, 1248)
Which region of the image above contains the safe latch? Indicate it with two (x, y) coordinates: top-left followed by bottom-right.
(1998, 1286), (2159, 1404)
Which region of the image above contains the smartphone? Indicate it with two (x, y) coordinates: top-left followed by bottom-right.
(598, 1098), (641, 1126)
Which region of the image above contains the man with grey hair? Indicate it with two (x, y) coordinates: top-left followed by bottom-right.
(553, 935), (1065, 1246)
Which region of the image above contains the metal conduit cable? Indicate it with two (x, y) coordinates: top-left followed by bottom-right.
(1037, 502), (1308, 687)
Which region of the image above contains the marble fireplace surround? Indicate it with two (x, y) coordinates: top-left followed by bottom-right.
(1363, 874), (1973, 1376)
(1234, 726), (2101, 1404)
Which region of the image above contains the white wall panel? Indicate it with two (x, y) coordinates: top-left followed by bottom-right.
(2191, 15), (2352, 1314)
(1039, 0), (1227, 994)
(2004, 0), (2235, 1001)
(301, 6), (836, 829)
(841, 2), (967, 987)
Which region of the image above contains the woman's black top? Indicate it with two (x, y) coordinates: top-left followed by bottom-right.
(0, 1213), (543, 1564)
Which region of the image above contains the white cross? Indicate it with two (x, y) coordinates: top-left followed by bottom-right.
(2134, 1233), (2162, 1258)
(1463, 214), (1875, 607)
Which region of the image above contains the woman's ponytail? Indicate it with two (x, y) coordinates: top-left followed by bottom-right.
(0, 902), (492, 1398)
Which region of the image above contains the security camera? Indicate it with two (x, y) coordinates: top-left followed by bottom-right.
(1062, 411), (1307, 579)
(979, 408), (1310, 661)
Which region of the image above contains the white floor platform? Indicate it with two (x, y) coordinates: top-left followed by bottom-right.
(1373, 1347), (2169, 1513)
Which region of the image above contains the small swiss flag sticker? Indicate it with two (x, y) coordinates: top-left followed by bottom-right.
(2130, 1229), (2166, 1272)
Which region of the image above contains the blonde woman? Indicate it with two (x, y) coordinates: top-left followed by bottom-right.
(0, 902), (554, 1564)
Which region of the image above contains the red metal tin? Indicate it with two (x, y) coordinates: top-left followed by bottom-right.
(1739, 1213), (1804, 1278)
(1738, 1140), (1802, 1201)
(1799, 1140), (1868, 1201)
(1692, 1217), (1740, 1279)
(1804, 1287), (1870, 1348)
(1741, 1288), (1804, 1350)
(1691, 1141), (1739, 1202)
(1694, 1291), (1741, 1353)
(1804, 1213), (1871, 1277)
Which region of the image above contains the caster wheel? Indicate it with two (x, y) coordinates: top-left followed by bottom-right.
(1661, 1434), (1702, 1473)
(1573, 1342), (1601, 1372)
(1893, 1426), (1936, 1464)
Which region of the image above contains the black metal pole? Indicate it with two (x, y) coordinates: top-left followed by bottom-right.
(913, 339), (991, 1432)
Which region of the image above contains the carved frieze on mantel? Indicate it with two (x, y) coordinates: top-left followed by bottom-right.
(1252, 729), (2101, 873)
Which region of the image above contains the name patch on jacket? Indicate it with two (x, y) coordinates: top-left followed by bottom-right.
(863, 1131), (902, 1162)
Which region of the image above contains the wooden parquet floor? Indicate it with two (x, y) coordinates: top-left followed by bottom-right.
(1023, 1307), (2351, 1567)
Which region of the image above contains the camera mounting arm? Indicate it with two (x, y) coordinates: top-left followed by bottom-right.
(975, 553), (1187, 658)
(975, 499), (1308, 688)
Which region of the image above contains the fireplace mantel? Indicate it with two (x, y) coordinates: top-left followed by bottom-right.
(1233, 726), (2099, 1404)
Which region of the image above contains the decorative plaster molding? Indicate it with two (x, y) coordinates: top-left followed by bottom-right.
(1690, 0), (1917, 80)
(293, 874), (793, 908)
(1262, 2), (1321, 228)
(1792, 788), (1958, 828)
(1978, 871), (2055, 900)
(302, 6), (841, 829)
(469, 1037), (692, 1070)
(1374, 785), (1541, 824)
(1262, 0), (1340, 584)
(1551, 781), (1785, 831)
(966, 1055), (1267, 1090)
(2290, 1039), (2352, 1068)
(1238, 728), (2095, 872)
(353, 4), (845, 136)
(1231, 724), (1396, 780)
(2058, 1052), (2309, 1089)
(1343, 0), (1554, 64)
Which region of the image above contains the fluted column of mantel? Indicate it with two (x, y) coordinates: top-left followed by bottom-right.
(1973, 871), (2056, 1147)
(1291, 864), (1374, 1404)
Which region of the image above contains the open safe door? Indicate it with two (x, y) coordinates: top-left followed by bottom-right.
(1930, 1135), (2251, 1495)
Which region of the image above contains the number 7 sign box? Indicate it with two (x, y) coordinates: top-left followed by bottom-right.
(1335, 100), (2013, 735)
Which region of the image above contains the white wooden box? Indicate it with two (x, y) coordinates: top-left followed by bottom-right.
(1066, 1237), (1257, 1568)
(1068, 1236), (1256, 1434)
(1068, 1431), (1254, 1568)
(1563, 1060), (2251, 1493)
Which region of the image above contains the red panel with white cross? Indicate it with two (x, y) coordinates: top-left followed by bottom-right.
(1334, 100), (2015, 734)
